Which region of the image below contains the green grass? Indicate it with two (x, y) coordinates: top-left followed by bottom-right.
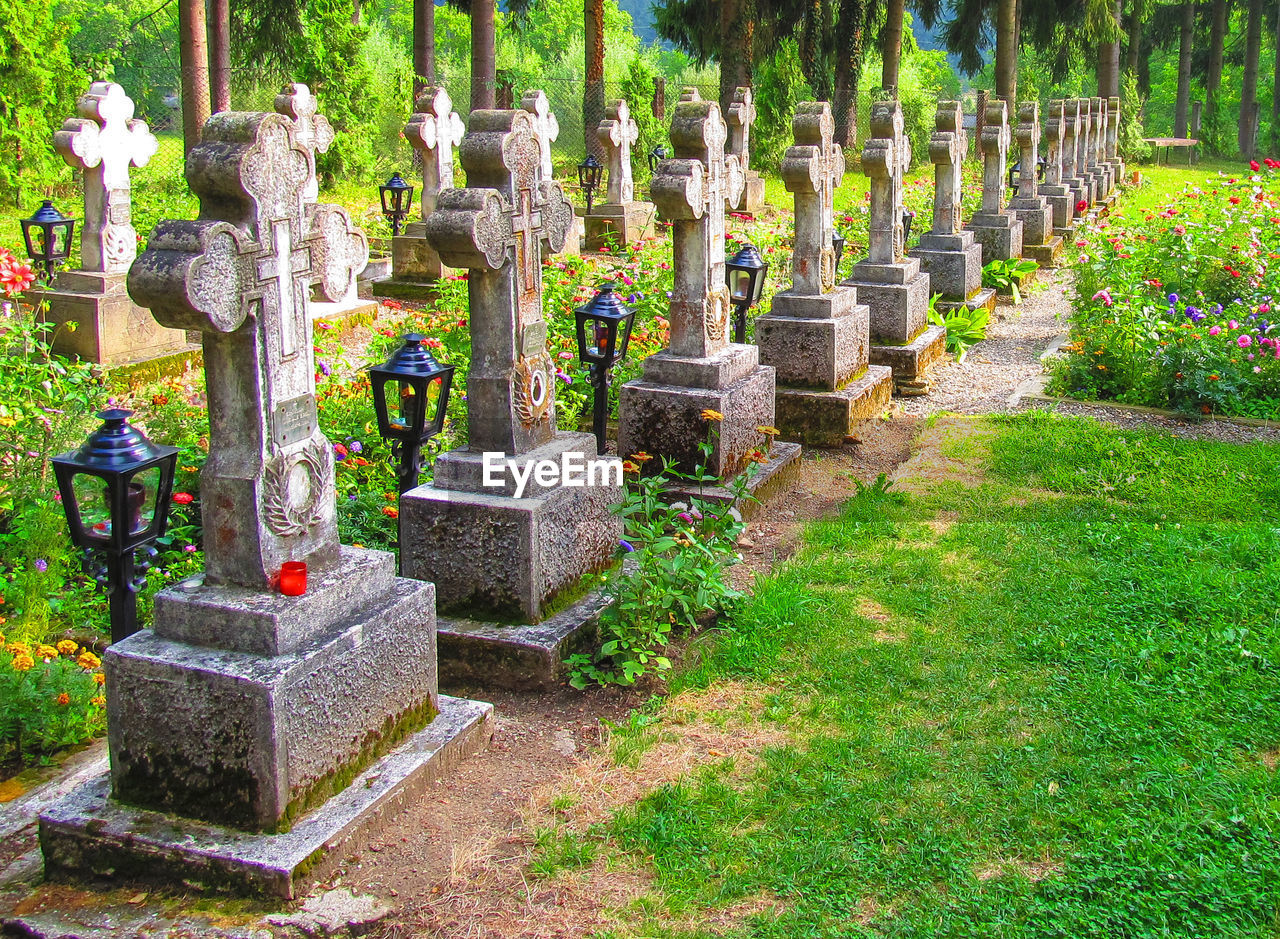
(537, 413), (1280, 938)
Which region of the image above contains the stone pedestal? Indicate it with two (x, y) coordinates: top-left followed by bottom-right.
(908, 230), (982, 300)
(967, 211), (1024, 263)
(843, 257), (944, 394)
(732, 170), (766, 214)
(35, 271), (195, 365)
(1021, 235), (1064, 267)
(584, 201), (656, 250)
(869, 324), (948, 394)
(1040, 187), (1075, 234)
(374, 222), (451, 300)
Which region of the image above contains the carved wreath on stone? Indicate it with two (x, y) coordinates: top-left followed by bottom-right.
(705, 286), (730, 343)
(514, 355), (553, 427)
(263, 438), (328, 537)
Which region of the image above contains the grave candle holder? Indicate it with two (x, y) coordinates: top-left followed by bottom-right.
(278, 561), (307, 596)
(725, 242), (768, 344)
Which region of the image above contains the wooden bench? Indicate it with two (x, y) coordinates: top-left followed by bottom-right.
(1143, 138), (1199, 165)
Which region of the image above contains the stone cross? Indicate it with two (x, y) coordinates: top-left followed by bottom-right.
(1062, 98), (1081, 181)
(274, 83), (335, 203)
(863, 100), (911, 264)
(1014, 101), (1041, 200)
(520, 90), (560, 183)
(405, 86), (465, 219)
(128, 113), (366, 590)
(780, 102), (845, 294)
(53, 82), (158, 274)
(1043, 100), (1065, 186)
(1107, 95), (1121, 160)
(425, 109), (574, 455)
(726, 86), (756, 170)
(979, 99), (1012, 214)
(1078, 98), (1094, 172)
(679, 87), (702, 105)
(1093, 98), (1107, 167)
(597, 99), (640, 204)
(649, 98), (745, 358)
(927, 100), (967, 237)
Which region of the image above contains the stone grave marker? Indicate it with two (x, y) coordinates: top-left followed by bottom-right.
(1038, 99), (1077, 238)
(1106, 95), (1125, 181)
(726, 86), (765, 212)
(523, 90), (584, 256)
(585, 98), (656, 249)
(1062, 98), (1095, 209)
(1008, 100), (1062, 265)
(966, 98), (1024, 263)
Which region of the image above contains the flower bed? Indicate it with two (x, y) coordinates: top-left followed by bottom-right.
(1053, 161), (1280, 418)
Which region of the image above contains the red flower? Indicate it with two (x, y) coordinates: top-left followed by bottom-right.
(0, 257), (36, 296)
(172, 492), (195, 505)
(1229, 196), (1241, 205)
(1250, 160), (1260, 171)
(1075, 200), (1087, 213)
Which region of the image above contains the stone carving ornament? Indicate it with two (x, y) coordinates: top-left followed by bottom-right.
(780, 101), (845, 293)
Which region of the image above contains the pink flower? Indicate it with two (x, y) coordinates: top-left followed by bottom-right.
(1209, 326), (1221, 336)
(1092, 289), (1114, 307)
(1254, 366), (1262, 373)
(172, 492), (195, 505)
(1237, 334), (1252, 348)
(1228, 320), (1238, 329)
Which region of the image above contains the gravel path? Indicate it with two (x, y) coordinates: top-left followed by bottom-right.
(898, 269), (1280, 444)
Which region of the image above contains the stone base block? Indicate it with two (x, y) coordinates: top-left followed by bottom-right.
(39, 695), (493, 899)
(617, 357), (777, 480)
(1022, 235), (1064, 268)
(756, 287), (868, 388)
(34, 272), (195, 366)
(436, 581), (614, 691)
(391, 225), (447, 282)
(843, 259), (931, 345)
(664, 441), (801, 520)
(310, 296), (380, 323)
(106, 548), (440, 832)
(967, 213), (1025, 264)
(935, 287), (997, 316)
(730, 172), (766, 214)
(869, 324), (948, 393)
(401, 440), (621, 624)
(584, 202), (656, 250)
(1041, 189), (1076, 231)
(1010, 200), (1053, 247)
(370, 276), (443, 302)
(908, 232), (983, 301)
(774, 365), (894, 447)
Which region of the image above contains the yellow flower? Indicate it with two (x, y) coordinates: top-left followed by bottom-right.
(76, 651), (102, 670)
(55, 692), (70, 707)
(622, 460), (642, 474)
(748, 449), (769, 464)
(700, 409), (724, 422)
(631, 451), (654, 463)
(6, 641), (29, 656)
(37, 644), (58, 660)
(93, 673), (106, 686)
(56, 640), (78, 656)
(674, 531), (694, 547)
(90, 696), (106, 708)
(12, 654), (34, 672)
(756, 426), (780, 437)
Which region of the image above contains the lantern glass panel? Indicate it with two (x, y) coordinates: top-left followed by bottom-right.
(128, 466), (163, 535)
(728, 267), (754, 304)
(70, 472), (112, 543)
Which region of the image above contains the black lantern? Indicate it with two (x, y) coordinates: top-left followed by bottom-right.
(21, 200), (76, 281)
(370, 334), (455, 495)
(574, 283), (636, 454)
(379, 173), (415, 236)
(1037, 156), (1047, 181)
(51, 410), (178, 642)
(902, 209), (916, 246)
(832, 232), (847, 271)
(726, 242), (768, 344)
(578, 154), (603, 214)
(648, 145), (668, 174)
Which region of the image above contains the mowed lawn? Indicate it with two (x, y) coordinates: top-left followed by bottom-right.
(530, 413), (1280, 938)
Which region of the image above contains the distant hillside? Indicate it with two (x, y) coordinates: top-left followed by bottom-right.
(618, 0), (659, 44)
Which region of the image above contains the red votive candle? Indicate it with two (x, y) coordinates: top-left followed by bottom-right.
(279, 561), (307, 596)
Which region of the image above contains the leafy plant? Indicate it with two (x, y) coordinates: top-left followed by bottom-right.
(0, 638), (105, 763)
(982, 257), (1039, 304)
(927, 292), (991, 362)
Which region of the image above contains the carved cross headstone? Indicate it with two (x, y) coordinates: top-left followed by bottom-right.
(405, 86), (465, 218)
(1093, 98), (1107, 167)
(520, 90), (560, 183)
(780, 102), (845, 294)
(649, 98), (745, 358)
(425, 109), (574, 455)
(1014, 101), (1042, 200)
(128, 112), (366, 589)
(979, 99), (1012, 214)
(1107, 95), (1121, 161)
(863, 100), (911, 264)
(53, 82), (158, 274)
(679, 87), (702, 105)
(927, 100), (967, 237)
(274, 83), (335, 203)
(726, 87), (756, 170)
(1062, 99), (1081, 181)
(1043, 100), (1065, 187)
(1079, 98), (1095, 172)
(597, 99), (640, 204)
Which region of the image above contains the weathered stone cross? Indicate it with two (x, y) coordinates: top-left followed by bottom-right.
(1014, 100), (1042, 200)
(53, 82), (158, 274)
(927, 100), (967, 237)
(863, 100), (912, 264)
(128, 113), (366, 590)
(1042, 100), (1065, 187)
(1107, 95), (1122, 163)
(649, 97), (745, 357)
(521, 90), (560, 183)
(780, 101), (845, 294)
(597, 99), (640, 204)
(1061, 99), (1082, 182)
(726, 86), (756, 170)
(979, 99), (1012, 215)
(405, 86), (466, 218)
(425, 109), (574, 455)
(274, 83), (335, 203)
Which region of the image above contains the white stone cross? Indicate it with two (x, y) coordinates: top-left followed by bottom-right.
(53, 82), (159, 274)
(863, 99), (912, 264)
(726, 86), (756, 170)
(520, 89), (560, 183)
(1107, 95), (1121, 161)
(597, 99), (640, 204)
(425, 109), (574, 455)
(780, 101), (845, 294)
(650, 98), (746, 358)
(1014, 100), (1042, 200)
(274, 83), (335, 203)
(1061, 99), (1082, 182)
(1093, 98), (1107, 168)
(405, 86), (465, 218)
(979, 99), (1012, 215)
(1043, 100), (1065, 187)
(127, 113), (366, 590)
(1077, 98), (1094, 174)
(927, 100), (967, 237)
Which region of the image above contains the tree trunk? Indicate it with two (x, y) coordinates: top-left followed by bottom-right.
(1205, 0), (1229, 139)
(1174, 0), (1193, 137)
(995, 0), (1017, 107)
(1125, 0), (1142, 79)
(208, 0), (231, 113)
(413, 0), (436, 102)
(351, 0), (361, 25)
(178, 0), (211, 154)
(881, 0), (905, 93)
(833, 0), (864, 147)
(470, 0), (496, 111)
(1097, 0), (1121, 98)
(1272, 0), (1279, 156)
(585, 0), (606, 160)
(718, 0), (752, 115)
(1238, 0), (1263, 155)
